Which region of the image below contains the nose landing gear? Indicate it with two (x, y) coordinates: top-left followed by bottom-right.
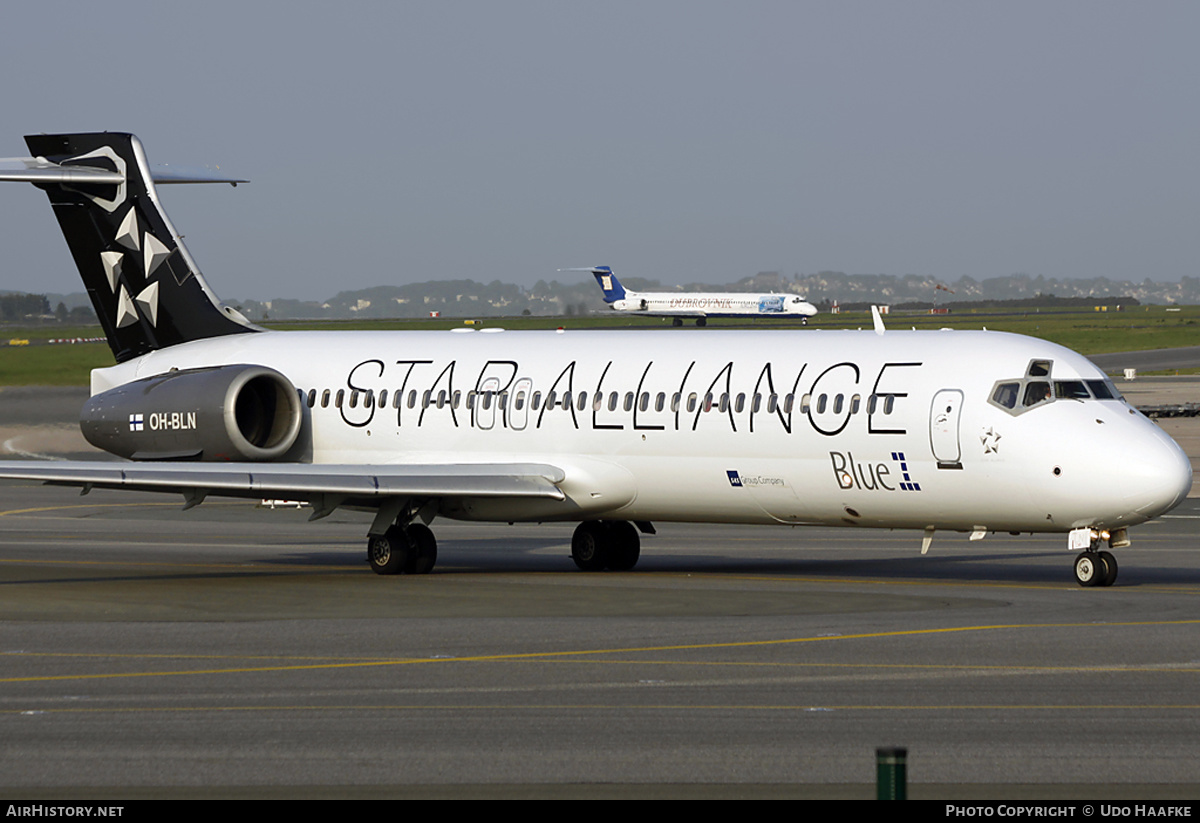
(1070, 527), (1122, 587)
(1074, 550), (1118, 587)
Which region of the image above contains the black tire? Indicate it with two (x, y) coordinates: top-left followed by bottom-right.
(368, 526), (410, 575)
(1098, 550), (1118, 587)
(1074, 552), (1101, 587)
(606, 521), (641, 571)
(407, 523), (438, 575)
(672, 318), (683, 327)
(571, 521), (609, 571)
(696, 317), (707, 327)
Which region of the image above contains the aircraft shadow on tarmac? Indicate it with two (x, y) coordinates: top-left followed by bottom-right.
(252, 541), (1200, 587)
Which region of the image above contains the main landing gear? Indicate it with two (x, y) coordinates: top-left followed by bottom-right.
(366, 519), (645, 575)
(367, 522), (438, 575)
(571, 520), (642, 571)
(1074, 549), (1118, 588)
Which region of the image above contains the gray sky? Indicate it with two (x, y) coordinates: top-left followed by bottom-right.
(1, 1), (1197, 301)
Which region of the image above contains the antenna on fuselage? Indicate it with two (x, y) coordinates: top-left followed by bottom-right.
(871, 305), (886, 335)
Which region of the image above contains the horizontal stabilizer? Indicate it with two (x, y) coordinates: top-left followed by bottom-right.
(0, 158), (246, 185)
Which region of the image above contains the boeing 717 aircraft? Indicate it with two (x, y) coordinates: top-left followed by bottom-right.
(0, 133), (1190, 585)
(574, 265), (819, 326)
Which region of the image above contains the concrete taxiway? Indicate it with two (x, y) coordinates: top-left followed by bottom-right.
(0, 378), (1198, 799)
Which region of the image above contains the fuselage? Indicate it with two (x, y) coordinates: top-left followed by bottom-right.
(610, 291), (818, 319)
(91, 327), (1192, 534)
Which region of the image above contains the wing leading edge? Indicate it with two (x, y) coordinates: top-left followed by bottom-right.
(0, 461), (566, 504)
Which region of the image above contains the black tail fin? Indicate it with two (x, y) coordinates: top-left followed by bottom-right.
(17, 132), (256, 362)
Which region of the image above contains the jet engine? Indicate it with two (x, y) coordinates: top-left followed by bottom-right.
(80, 364), (303, 461)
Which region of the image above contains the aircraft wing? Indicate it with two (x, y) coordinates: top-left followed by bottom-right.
(0, 460), (566, 503)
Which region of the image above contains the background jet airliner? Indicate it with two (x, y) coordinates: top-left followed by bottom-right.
(0, 133), (1190, 585)
(572, 265), (819, 326)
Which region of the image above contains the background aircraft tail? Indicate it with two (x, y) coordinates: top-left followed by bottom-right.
(9, 132), (257, 362)
(586, 265), (626, 303)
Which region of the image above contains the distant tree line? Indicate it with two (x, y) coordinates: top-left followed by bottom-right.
(834, 295), (1142, 313)
(0, 293), (49, 321)
(0, 293), (96, 323)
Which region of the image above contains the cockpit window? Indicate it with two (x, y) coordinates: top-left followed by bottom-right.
(990, 368), (1122, 416)
(1027, 360), (1052, 377)
(1086, 380), (1122, 401)
(992, 382), (1019, 410)
(1054, 381), (1090, 400)
(1022, 381), (1052, 407)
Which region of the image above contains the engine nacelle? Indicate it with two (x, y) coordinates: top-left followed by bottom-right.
(81, 364), (303, 461)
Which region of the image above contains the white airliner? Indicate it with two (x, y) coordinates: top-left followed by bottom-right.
(572, 265), (819, 326)
(0, 133), (1191, 586)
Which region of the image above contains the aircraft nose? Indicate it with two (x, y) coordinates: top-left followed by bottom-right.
(1122, 425), (1193, 519)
